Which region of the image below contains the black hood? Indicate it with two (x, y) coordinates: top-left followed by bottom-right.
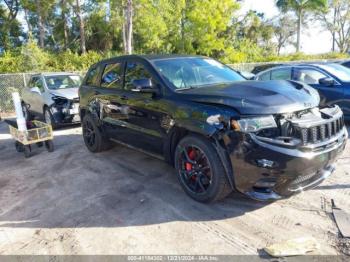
(178, 80), (320, 115)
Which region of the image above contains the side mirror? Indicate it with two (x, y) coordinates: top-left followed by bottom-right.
(30, 86), (41, 94)
(319, 77), (335, 87)
(131, 78), (156, 93)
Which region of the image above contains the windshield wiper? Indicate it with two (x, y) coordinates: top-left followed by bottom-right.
(175, 86), (197, 92)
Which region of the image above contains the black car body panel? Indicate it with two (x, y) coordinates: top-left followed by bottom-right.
(178, 80), (320, 115)
(224, 127), (346, 200)
(79, 55), (347, 201)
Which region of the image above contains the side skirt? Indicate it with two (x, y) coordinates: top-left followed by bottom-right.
(110, 138), (165, 161)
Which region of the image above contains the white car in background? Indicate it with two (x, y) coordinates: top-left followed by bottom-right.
(21, 72), (82, 128)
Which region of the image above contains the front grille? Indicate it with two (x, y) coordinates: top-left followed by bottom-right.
(297, 116), (344, 145)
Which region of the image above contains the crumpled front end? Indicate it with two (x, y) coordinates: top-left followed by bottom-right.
(50, 97), (81, 124)
(224, 105), (347, 201)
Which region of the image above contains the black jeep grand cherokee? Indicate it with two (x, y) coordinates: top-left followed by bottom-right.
(79, 55), (347, 202)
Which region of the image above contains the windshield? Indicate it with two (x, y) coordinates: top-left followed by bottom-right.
(153, 57), (244, 90)
(317, 64), (350, 82)
(45, 75), (82, 90)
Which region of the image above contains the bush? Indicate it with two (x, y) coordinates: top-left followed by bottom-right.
(0, 51), (23, 73)
(0, 41), (106, 74)
(0, 40), (349, 74)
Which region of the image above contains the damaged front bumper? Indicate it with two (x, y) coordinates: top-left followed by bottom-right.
(50, 98), (81, 124)
(222, 119), (348, 201)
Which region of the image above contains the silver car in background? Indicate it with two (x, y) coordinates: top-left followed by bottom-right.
(21, 72), (82, 128)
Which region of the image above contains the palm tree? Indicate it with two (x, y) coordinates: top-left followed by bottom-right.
(276, 0), (327, 52)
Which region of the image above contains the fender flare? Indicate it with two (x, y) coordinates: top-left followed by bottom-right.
(167, 119), (236, 191)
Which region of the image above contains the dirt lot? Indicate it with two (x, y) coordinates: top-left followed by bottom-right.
(0, 120), (349, 256)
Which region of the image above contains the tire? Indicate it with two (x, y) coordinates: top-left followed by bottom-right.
(22, 102), (32, 121)
(174, 134), (232, 202)
(15, 141), (24, 152)
(24, 145), (32, 158)
(82, 113), (112, 153)
(45, 140), (54, 152)
(44, 107), (58, 129)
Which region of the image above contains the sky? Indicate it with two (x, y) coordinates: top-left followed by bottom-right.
(240, 0), (333, 54)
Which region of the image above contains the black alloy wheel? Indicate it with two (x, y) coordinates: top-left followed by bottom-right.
(178, 145), (212, 194)
(175, 135), (232, 202)
(84, 119), (96, 148)
(82, 114), (112, 153)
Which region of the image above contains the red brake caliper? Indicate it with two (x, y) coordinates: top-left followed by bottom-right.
(185, 149), (196, 180)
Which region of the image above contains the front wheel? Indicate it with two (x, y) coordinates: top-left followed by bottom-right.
(22, 103), (32, 121)
(82, 114), (112, 153)
(44, 107), (58, 129)
(174, 135), (232, 202)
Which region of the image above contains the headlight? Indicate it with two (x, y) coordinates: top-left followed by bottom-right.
(51, 94), (67, 102)
(231, 115), (277, 133)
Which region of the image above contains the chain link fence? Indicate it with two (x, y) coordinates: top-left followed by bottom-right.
(0, 73), (32, 114)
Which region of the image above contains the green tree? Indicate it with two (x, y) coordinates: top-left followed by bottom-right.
(236, 11), (274, 48)
(133, 0), (181, 53)
(317, 0), (350, 53)
(0, 5), (23, 51)
(272, 15), (296, 54)
(181, 0), (240, 56)
(20, 0), (55, 48)
(276, 0), (327, 52)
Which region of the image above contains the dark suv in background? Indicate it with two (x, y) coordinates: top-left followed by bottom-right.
(255, 63), (350, 120)
(79, 55), (347, 202)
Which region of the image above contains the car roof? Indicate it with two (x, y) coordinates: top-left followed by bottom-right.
(257, 63), (337, 74)
(31, 72), (81, 77)
(94, 54), (208, 65)
(251, 63), (285, 74)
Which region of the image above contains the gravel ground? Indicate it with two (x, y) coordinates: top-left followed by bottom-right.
(0, 120), (349, 256)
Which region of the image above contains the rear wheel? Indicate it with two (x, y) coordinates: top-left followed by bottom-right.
(82, 114), (112, 153)
(174, 135), (232, 202)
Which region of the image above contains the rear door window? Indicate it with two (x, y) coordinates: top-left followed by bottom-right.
(271, 68), (292, 80)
